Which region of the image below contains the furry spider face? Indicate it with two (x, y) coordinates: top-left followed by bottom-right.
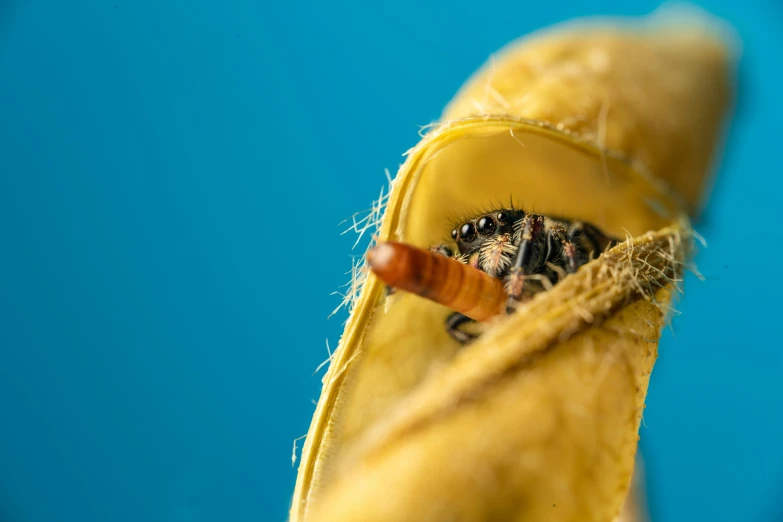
(448, 209), (525, 277)
(451, 209), (523, 254)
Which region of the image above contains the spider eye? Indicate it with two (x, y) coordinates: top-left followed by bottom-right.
(459, 222), (476, 242)
(496, 212), (508, 223)
(451, 229), (458, 240)
(476, 216), (496, 236)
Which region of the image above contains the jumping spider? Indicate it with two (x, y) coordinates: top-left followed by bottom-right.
(431, 209), (619, 343)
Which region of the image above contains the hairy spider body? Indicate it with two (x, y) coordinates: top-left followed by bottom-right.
(435, 209), (619, 343)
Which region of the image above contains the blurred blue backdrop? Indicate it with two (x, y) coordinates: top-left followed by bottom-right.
(0, 1), (780, 521)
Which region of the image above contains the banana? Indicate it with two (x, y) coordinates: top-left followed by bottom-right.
(291, 7), (736, 522)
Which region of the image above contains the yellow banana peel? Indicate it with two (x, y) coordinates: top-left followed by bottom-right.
(291, 7), (736, 522)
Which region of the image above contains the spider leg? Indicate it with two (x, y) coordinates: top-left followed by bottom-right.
(445, 311), (478, 344)
(542, 220), (571, 278)
(568, 222), (618, 259)
(561, 239), (580, 274)
(548, 221), (618, 277)
(547, 223), (579, 275)
(505, 214), (546, 311)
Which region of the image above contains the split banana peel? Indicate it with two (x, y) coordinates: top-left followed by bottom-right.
(291, 7), (736, 522)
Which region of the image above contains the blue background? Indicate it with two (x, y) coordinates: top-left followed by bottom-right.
(0, 1), (780, 521)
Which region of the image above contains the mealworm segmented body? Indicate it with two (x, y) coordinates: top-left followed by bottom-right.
(367, 241), (506, 322)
